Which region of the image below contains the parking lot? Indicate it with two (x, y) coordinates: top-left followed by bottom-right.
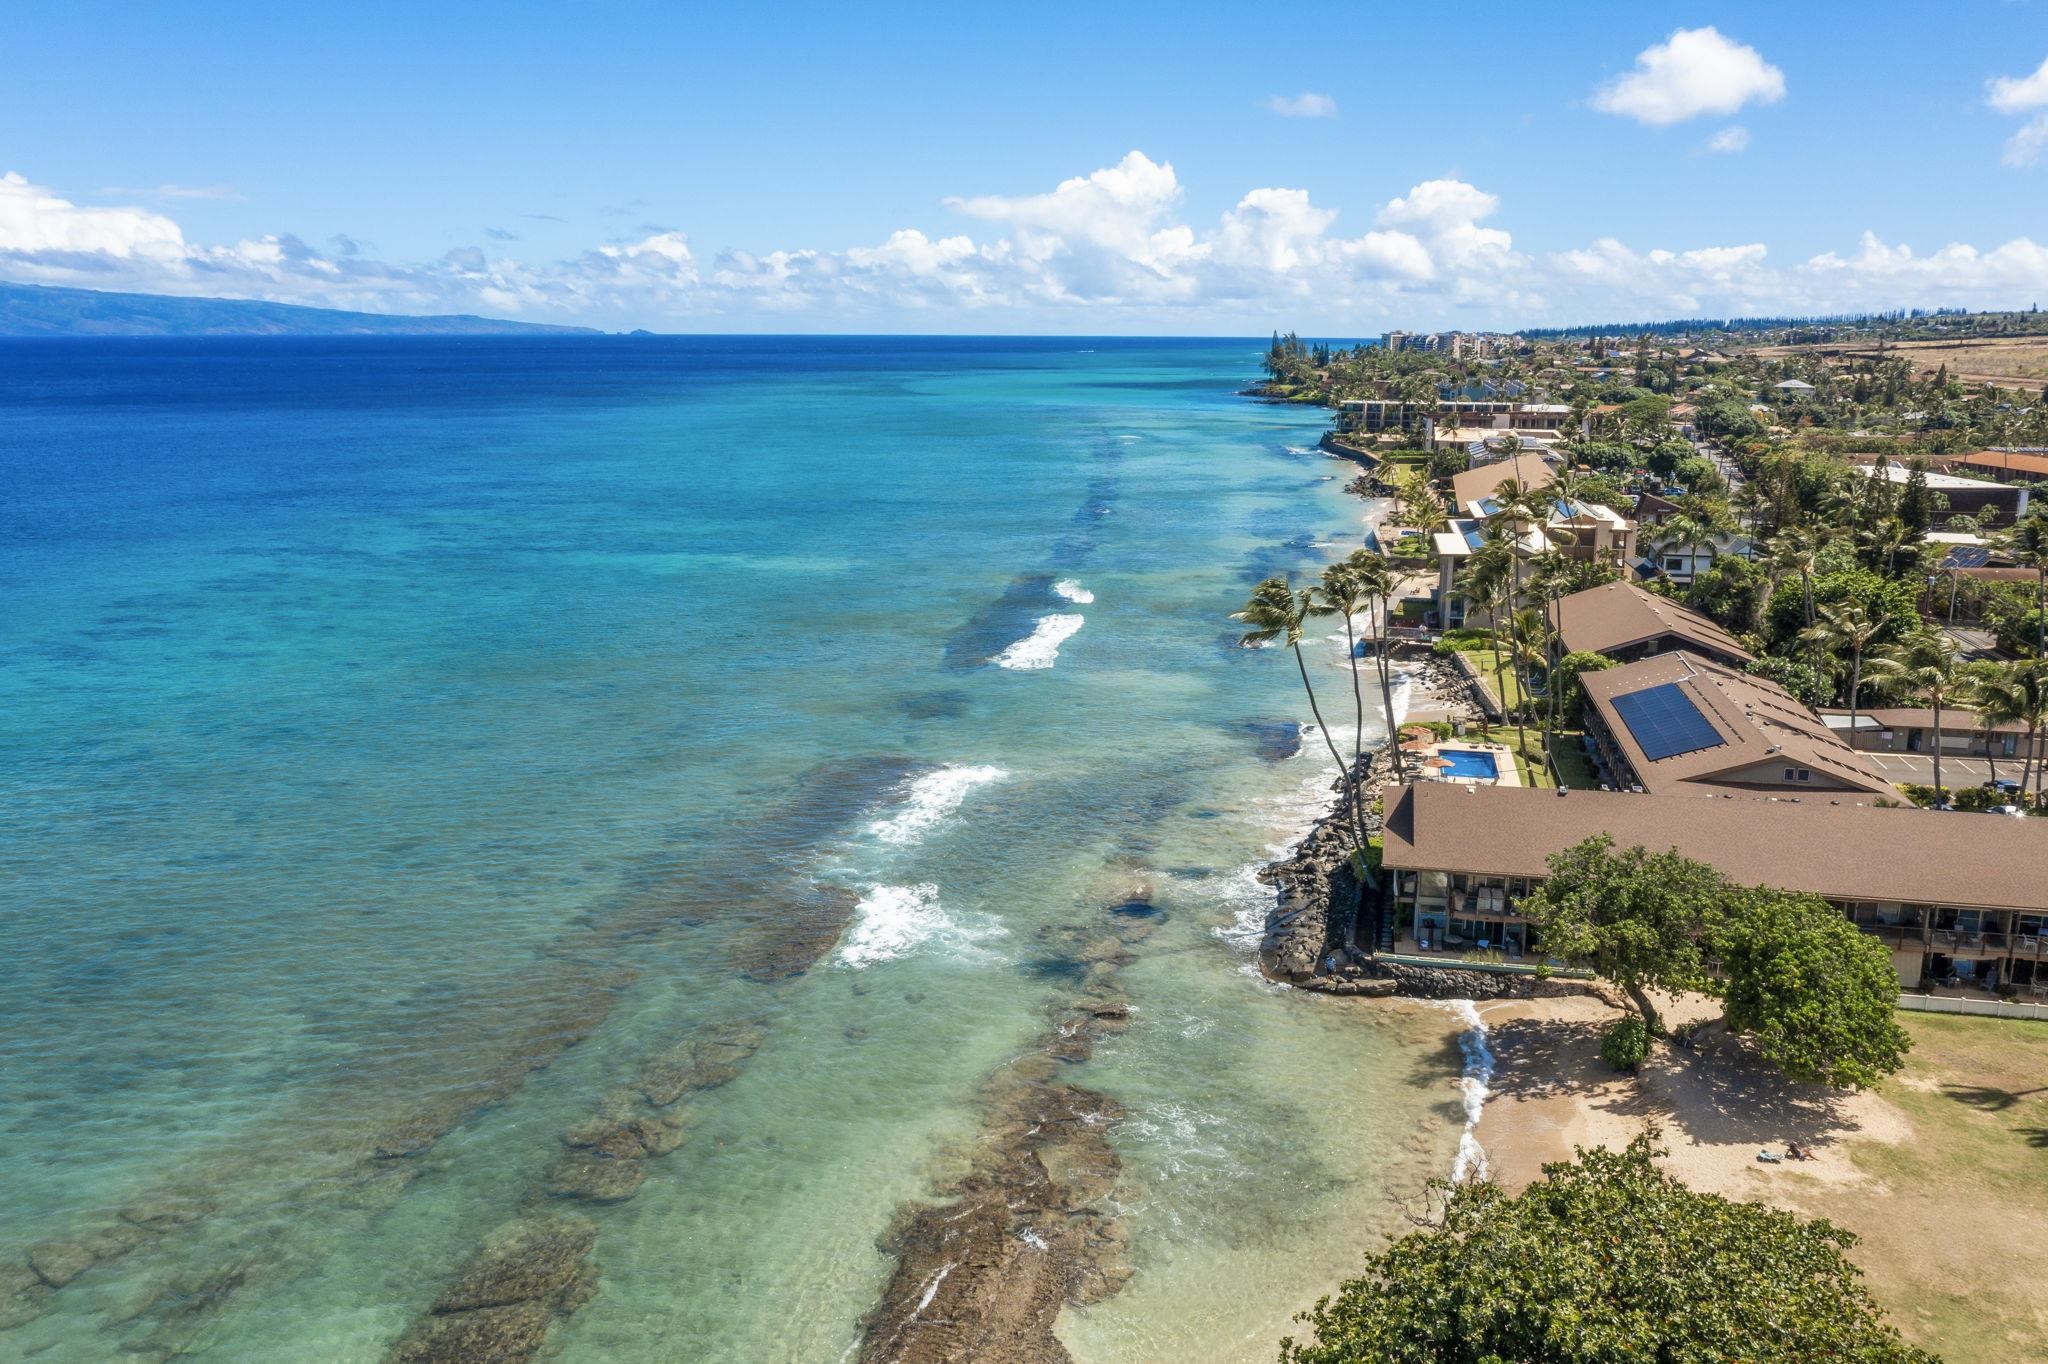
(1858, 752), (2017, 789)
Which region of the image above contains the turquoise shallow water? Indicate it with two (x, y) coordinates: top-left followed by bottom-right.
(0, 337), (1464, 1361)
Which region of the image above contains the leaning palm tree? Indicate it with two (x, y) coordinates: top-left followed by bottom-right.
(1869, 632), (1965, 804)
(1974, 660), (2048, 806)
(1800, 601), (1896, 740)
(1310, 562), (1375, 787)
(1344, 549), (1410, 784)
(1234, 576), (1366, 850)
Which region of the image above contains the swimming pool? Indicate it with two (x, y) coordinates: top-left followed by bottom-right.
(1435, 748), (1501, 780)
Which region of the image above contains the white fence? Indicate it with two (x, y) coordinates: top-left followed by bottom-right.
(1896, 993), (2048, 1022)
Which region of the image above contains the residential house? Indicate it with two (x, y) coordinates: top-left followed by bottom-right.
(1379, 782), (2048, 989)
(1551, 581), (1754, 666)
(1431, 457), (1638, 627)
(1631, 491), (1751, 585)
(1580, 652), (1896, 800)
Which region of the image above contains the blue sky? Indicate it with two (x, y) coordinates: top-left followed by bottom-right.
(4, 1), (2047, 331)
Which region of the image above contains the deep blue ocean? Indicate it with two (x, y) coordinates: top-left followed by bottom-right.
(0, 336), (1459, 1361)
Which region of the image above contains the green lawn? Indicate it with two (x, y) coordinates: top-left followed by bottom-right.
(1825, 1015), (2048, 1361)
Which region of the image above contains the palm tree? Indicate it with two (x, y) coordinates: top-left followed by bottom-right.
(1234, 576), (1367, 850)
(1505, 606), (1551, 769)
(1457, 531), (1515, 700)
(1998, 509), (2048, 661)
(1486, 478), (1554, 750)
(1869, 633), (1965, 804)
(1651, 495), (1735, 582)
(1768, 526), (1827, 674)
(1310, 563), (1374, 787)
(1800, 602), (1896, 740)
(1974, 661), (2048, 807)
(1528, 548), (1578, 783)
(1344, 550), (1410, 784)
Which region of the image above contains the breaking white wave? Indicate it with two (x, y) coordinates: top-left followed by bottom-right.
(1052, 578), (1094, 605)
(991, 613), (1084, 670)
(1439, 1000), (1496, 1183)
(1283, 444), (1315, 456)
(837, 883), (1007, 968)
(867, 764), (1007, 846)
(1205, 862), (1275, 954)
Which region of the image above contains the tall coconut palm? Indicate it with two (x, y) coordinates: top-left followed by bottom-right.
(1486, 477), (1553, 742)
(1974, 660), (2048, 806)
(1310, 562), (1375, 786)
(1800, 601), (1896, 740)
(1344, 549), (1410, 784)
(1528, 547), (1579, 784)
(1233, 576), (1366, 850)
(1457, 531), (1516, 698)
(1505, 606), (1552, 768)
(1868, 632), (1965, 804)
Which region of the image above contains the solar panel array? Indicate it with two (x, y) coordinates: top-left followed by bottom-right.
(1611, 682), (1726, 762)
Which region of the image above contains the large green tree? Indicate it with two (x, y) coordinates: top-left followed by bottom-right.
(1281, 1136), (1934, 1364)
(1517, 835), (1727, 1032)
(1719, 890), (1912, 1089)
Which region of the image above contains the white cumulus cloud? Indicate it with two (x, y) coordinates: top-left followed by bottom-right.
(1593, 27), (1785, 126)
(1988, 57), (2048, 166)
(1988, 55), (2048, 114)
(2005, 114), (2048, 168)
(1267, 92), (1337, 118)
(1705, 125), (1750, 154)
(4, 158), (2048, 331)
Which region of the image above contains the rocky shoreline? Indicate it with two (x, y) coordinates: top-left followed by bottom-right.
(1254, 653), (1621, 1009)
(854, 886), (1155, 1364)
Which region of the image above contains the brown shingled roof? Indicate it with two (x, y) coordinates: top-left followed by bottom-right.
(1380, 782), (2048, 912)
(1553, 581), (1754, 664)
(1583, 652), (1895, 798)
(1950, 451), (2048, 479)
(1822, 706), (2035, 738)
(1449, 452), (1558, 515)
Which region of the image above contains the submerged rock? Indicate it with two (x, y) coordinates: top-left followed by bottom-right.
(543, 1155), (646, 1204)
(385, 1215), (598, 1364)
(27, 1240), (97, 1289)
(433, 1215), (598, 1313)
(638, 1020), (765, 1106)
(561, 1114), (684, 1161)
(0, 1269), (52, 1330)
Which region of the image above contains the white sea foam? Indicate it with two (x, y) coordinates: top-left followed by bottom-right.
(1283, 444), (1315, 456)
(837, 883), (1007, 968)
(991, 613), (1084, 670)
(1051, 578), (1094, 605)
(1438, 1000), (1496, 1183)
(867, 764), (1007, 846)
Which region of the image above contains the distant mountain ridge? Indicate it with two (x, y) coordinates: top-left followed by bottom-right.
(0, 281), (602, 337)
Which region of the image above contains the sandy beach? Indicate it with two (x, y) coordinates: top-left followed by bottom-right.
(1469, 990), (1910, 1195)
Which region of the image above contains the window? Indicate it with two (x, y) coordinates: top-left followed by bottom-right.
(1664, 556), (1685, 571)
(1783, 767), (1811, 782)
